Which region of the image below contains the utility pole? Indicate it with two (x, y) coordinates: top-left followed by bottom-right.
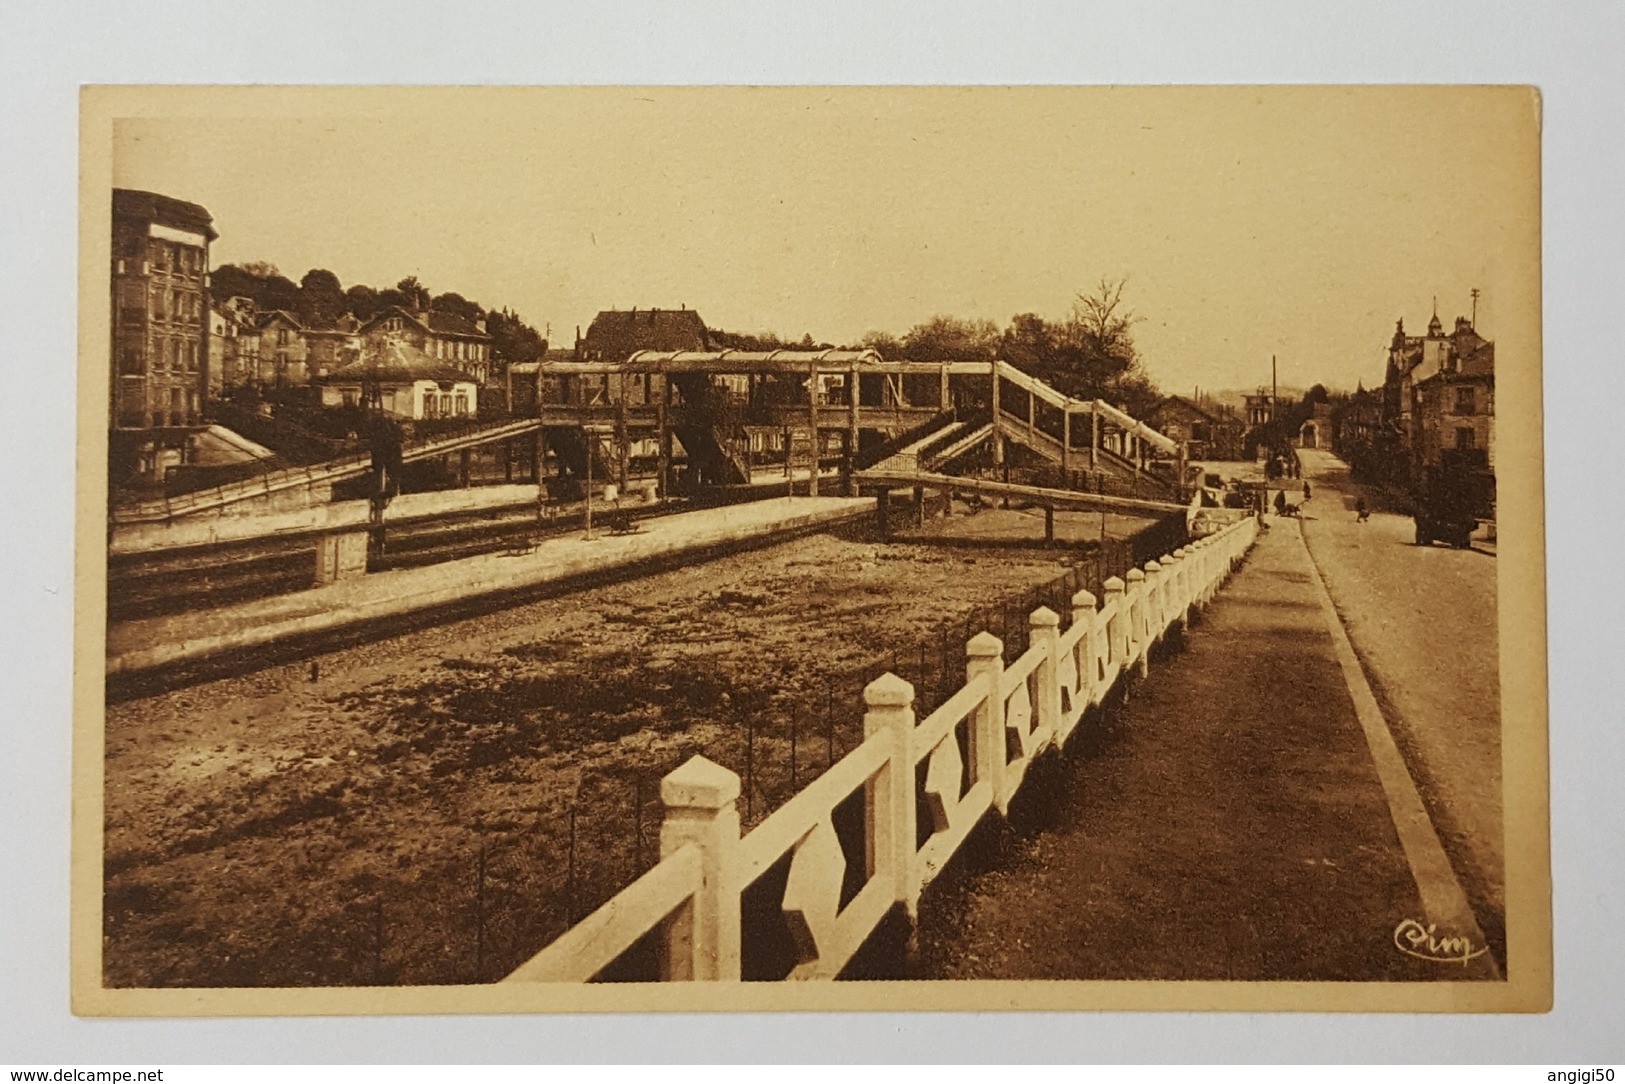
(1470, 288), (1480, 328)
(1271, 355), (1278, 422)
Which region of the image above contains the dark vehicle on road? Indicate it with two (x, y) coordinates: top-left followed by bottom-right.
(1413, 458), (1483, 548)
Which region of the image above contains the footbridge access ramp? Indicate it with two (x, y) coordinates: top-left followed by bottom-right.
(111, 416), (545, 525)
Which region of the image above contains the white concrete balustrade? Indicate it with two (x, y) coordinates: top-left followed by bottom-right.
(503, 513), (1259, 984)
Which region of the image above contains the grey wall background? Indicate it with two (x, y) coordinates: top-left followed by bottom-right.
(2, 0), (1619, 1063)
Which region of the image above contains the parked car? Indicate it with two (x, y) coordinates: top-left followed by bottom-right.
(1413, 464), (1478, 548)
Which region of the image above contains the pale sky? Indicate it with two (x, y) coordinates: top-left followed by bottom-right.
(110, 86), (1538, 396)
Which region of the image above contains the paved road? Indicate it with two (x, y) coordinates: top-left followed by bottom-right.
(1292, 447), (1503, 958)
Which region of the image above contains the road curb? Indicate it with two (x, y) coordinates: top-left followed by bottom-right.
(1292, 517), (1501, 980)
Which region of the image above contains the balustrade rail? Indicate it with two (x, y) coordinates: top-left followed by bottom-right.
(505, 512), (1258, 983)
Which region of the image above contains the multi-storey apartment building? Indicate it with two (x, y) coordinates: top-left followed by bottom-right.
(110, 189), (218, 484)
(110, 189), (216, 430)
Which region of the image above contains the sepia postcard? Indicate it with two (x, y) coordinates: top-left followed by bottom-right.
(74, 85), (1550, 1016)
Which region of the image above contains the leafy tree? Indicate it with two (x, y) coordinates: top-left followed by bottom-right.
(393, 275), (431, 311)
(485, 307), (546, 366)
(1000, 312), (1061, 376)
(431, 291), (484, 323)
(211, 262), (300, 314)
(858, 330), (903, 357)
(298, 268), (346, 327)
(899, 315), (1001, 361)
(208, 264), (266, 306)
(709, 327), (831, 351)
(344, 284), (381, 322)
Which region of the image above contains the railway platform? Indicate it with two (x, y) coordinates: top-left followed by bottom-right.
(106, 495), (869, 677)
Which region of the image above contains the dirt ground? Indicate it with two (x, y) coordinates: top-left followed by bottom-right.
(104, 506), (1154, 987)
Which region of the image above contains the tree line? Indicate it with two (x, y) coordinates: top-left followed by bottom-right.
(712, 277), (1162, 418)
(210, 264), (548, 369)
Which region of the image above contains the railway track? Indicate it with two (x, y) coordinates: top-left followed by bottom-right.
(106, 499), (696, 624)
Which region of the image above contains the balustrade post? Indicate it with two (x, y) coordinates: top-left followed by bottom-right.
(863, 673), (919, 921)
(1196, 536), (1213, 605)
(1125, 567), (1149, 677)
(965, 632), (1007, 812)
(1144, 559), (1164, 642)
(658, 755), (742, 981)
(1071, 588), (1098, 709)
(1102, 576), (1126, 671)
(1028, 607), (1061, 749)
(1168, 548), (1189, 631)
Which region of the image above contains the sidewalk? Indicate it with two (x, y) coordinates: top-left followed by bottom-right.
(915, 517), (1480, 982)
(106, 496), (870, 675)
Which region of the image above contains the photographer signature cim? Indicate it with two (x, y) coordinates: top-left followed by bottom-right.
(1393, 918), (1488, 964)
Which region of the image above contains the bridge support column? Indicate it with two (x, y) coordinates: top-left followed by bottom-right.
(808, 361), (820, 498)
(875, 488), (891, 540)
(846, 363), (860, 497)
(314, 528), (369, 586)
(657, 377), (672, 499)
(1062, 410), (1072, 475)
(616, 374), (630, 492)
(989, 360), (1003, 468)
(1089, 402), (1099, 470)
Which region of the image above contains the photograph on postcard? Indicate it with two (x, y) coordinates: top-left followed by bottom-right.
(74, 85), (1549, 1014)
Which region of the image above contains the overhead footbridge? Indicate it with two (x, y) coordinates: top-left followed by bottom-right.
(111, 351), (1183, 526)
(532, 350), (1183, 500)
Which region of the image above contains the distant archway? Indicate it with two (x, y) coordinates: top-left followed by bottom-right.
(1300, 421), (1319, 448)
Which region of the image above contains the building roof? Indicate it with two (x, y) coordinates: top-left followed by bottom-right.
(254, 309), (303, 330)
(580, 307), (711, 359)
(1149, 395), (1219, 424)
(314, 338), (475, 386)
(357, 305), (490, 341)
(112, 188), (219, 241)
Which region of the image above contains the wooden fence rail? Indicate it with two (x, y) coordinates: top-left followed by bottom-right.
(504, 512), (1259, 984)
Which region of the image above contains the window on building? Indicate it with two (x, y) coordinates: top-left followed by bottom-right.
(1456, 427), (1476, 451)
(454, 393), (469, 416)
(342, 389), (358, 408)
(422, 391), (438, 418)
(1454, 386), (1475, 415)
(440, 393), (453, 416)
(118, 342), (144, 375)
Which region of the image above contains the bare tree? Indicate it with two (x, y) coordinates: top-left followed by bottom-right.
(1066, 276), (1143, 382)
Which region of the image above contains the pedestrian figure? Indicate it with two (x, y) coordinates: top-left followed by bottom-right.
(1356, 497), (1369, 523)
(1303, 481), (1312, 502)
(1274, 489), (1287, 517)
